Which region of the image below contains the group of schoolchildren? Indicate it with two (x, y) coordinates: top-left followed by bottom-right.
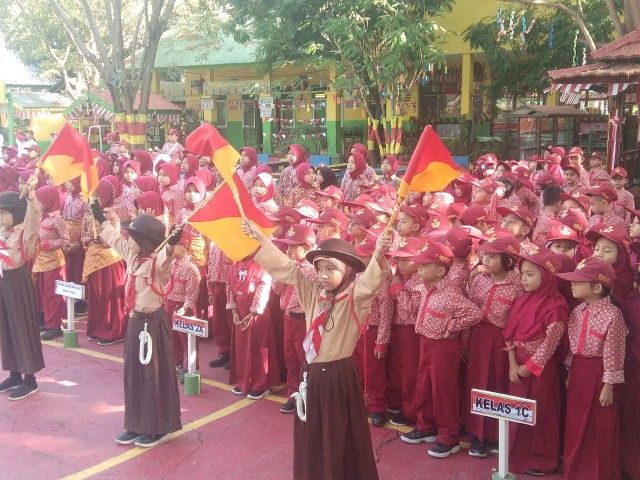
(0, 128), (638, 480)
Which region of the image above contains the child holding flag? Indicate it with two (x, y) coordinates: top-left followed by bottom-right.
(0, 176), (44, 400)
(243, 219), (392, 480)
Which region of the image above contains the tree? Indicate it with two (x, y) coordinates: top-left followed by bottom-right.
(507, 0), (640, 51)
(224, 0), (453, 156)
(465, 4), (615, 111)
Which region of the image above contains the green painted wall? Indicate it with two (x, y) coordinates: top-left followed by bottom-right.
(226, 121), (244, 149)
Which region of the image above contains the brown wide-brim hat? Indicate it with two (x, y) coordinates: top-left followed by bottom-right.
(306, 238), (366, 273)
(122, 214), (166, 247)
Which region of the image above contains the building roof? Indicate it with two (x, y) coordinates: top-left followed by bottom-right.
(153, 35), (258, 68)
(591, 28), (640, 61)
(548, 61), (640, 84)
(11, 90), (72, 110)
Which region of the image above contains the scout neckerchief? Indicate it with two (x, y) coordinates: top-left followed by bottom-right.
(302, 290), (350, 364)
(124, 254), (169, 311)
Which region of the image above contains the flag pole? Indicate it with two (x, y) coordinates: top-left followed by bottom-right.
(19, 167), (40, 199)
(153, 190), (215, 253)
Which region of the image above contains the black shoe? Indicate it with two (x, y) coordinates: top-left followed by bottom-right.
(87, 335), (98, 342)
(0, 373), (22, 393)
(280, 398), (296, 414)
(7, 380), (38, 400)
(400, 428), (438, 444)
(231, 386), (243, 395)
(428, 442), (461, 458)
(469, 437), (488, 458)
(247, 390), (268, 400)
(38, 324), (47, 332)
(390, 412), (414, 426)
(134, 434), (166, 448)
(97, 338), (124, 346)
(209, 352), (230, 368)
(370, 412), (386, 427)
(40, 328), (63, 341)
(386, 407), (401, 415)
(75, 301), (87, 314)
(115, 431), (141, 445)
(524, 470), (547, 477)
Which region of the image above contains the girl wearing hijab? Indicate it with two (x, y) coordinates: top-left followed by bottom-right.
(341, 151), (374, 202)
(62, 178), (88, 286)
(134, 192), (164, 221)
(179, 153), (199, 189)
(121, 159), (142, 220)
(81, 176), (127, 345)
(380, 154), (400, 189)
(132, 150), (153, 176)
(33, 186), (70, 340)
(316, 165), (339, 190)
(176, 176), (210, 321)
(278, 144), (308, 201)
(237, 146), (258, 191)
(283, 162), (319, 207)
(133, 175), (160, 194)
(157, 163), (184, 228)
(195, 167), (215, 191)
(252, 171), (278, 215)
(504, 247), (567, 475)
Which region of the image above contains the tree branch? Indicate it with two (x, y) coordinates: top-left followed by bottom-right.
(505, 0), (596, 51)
(604, 0), (625, 36)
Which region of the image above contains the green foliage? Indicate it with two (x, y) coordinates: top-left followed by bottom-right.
(464, 3), (616, 112)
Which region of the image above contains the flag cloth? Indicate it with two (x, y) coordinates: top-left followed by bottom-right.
(185, 122), (238, 185)
(397, 125), (461, 199)
(188, 173), (275, 262)
(37, 123), (99, 200)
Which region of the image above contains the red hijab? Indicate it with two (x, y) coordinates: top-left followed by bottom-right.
(122, 159), (141, 186)
(295, 162), (314, 188)
(349, 151), (367, 179)
(351, 143), (369, 163)
(183, 153), (199, 177)
(288, 144), (308, 167)
(134, 192), (164, 217)
(96, 175), (123, 209)
(504, 250), (569, 343)
(239, 146), (258, 172)
(195, 167), (214, 190)
(35, 185), (62, 214)
(382, 154), (398, 177)
(132, 150), (152, 174)
(158, 163), (179, 187)
(67, 177), (82, 197)
(133, 175), (160, 193)
(255, 171), (275, 202)
(184, 176), (206, 208)
(446, 179), (472, 204)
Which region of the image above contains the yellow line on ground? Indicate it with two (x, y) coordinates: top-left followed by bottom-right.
(60, 398), (254, 480)
(42, 340), (123, 364)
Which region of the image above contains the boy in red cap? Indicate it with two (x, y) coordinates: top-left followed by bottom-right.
(272, 224), (317, 413)
(587, 152), (611, 186)
(315, 185), (344, 210)
(497, 205), (536, 247)
(400, 241), (483, 457)
(395, 204), (428, 237)
(461, 205), (496, 234)
(386, 237), (426, 427)
(585, 184), (628, 230)
(307, 207), (348, 242)
(556, 257), (626, 480)
(562, 164), (583, 195)
(531, 185), (564, 245)
(610, 167), (634, 220)
(243, 218), (392, 480)
(566, 146), (589, 189)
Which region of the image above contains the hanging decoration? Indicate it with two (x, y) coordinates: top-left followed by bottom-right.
(572, 30), (579, 66)
(582, 46), (588, 65)
(496, 8), (507, 42)
(508, 11), (516, 40)
(548, 22), (555, 49)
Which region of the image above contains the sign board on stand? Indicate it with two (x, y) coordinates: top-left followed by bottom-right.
(55, 280), (85, 348)
(172, 315), (208, 395)
(470, 389), (537, 480)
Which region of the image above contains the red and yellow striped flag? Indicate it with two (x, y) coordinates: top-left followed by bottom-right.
(189, 173), (275, 262)
(37, 123), (99, 200)
(397, 125), (461, 199)
(185, 122), (238, 184)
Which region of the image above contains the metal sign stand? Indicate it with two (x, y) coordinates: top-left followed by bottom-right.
(492, 418), (516, 480)
(55, 281), (85, 349)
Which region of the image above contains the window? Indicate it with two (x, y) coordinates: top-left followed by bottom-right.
(243, 99), (256, 128)
(214, 98), (227, 128)
(313, 98), (326, 127)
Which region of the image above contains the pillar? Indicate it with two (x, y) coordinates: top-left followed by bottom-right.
(326, 91), (339, 158)
(461, 53), (473, 118)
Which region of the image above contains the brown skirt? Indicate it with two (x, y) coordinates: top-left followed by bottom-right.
(123, 308), (181, 436)
(0, 266), (44, 375)
(294, 357), (379, 480)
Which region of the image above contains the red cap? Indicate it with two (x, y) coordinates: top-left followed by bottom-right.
(366, 196), (395, 216)
(277, 224), (316, 246)
(446, 202), (466, 220)
(585, 223), (631, 252)
(354, 234), (378, 257)
(528, 154), (544, 162)
(443, 227), (472, 258)
(386, 236), (426, 258)
(545, 219), (579, 243)
(315, 185), (344, 202)
(512, 165), (529, 177)
(399, 204), (429, 225)
(567, 146), (583, 157)
(293, 199), (320, 219)
(584, 184), (618, 203)
(461, 205), (494, 226)
(558, 208), (588, 234)
(517, 244), (563, 274)
(423, 209), (452, 233)
(556, 257), (615, 287)
(413, 241), (454, 267)
(341, 194), (374, 210)
(560, 193), (590, 213)
(477, 230), (520, 255)
(550, 147), (565, 158)
(471, 178), (499, 194)
(496, 205), (536, 229)
(610, 167), (627, 178)
(478, 153), (498, 167)
(307, 207), (349, 231)
(267, 207), (303, 225)
(347, 209), (378, 230)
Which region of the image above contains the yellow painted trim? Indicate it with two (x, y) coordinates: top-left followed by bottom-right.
(114, 113), (126, 122)
(461, 53), (473, 117)
(60, 399), (254, 480)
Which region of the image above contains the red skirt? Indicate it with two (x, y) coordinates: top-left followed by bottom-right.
(86, 261), (127, 341)
(508, 349), (561, 474)
(64, 248), (85, 285)
(622, 359), (640, 479)
(464, 321), (509, 442)
(563, 355), (622, 480)
(37, 267), (66, 330)
(294, 358), (379, 480)
(229, 295), (281, 393)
